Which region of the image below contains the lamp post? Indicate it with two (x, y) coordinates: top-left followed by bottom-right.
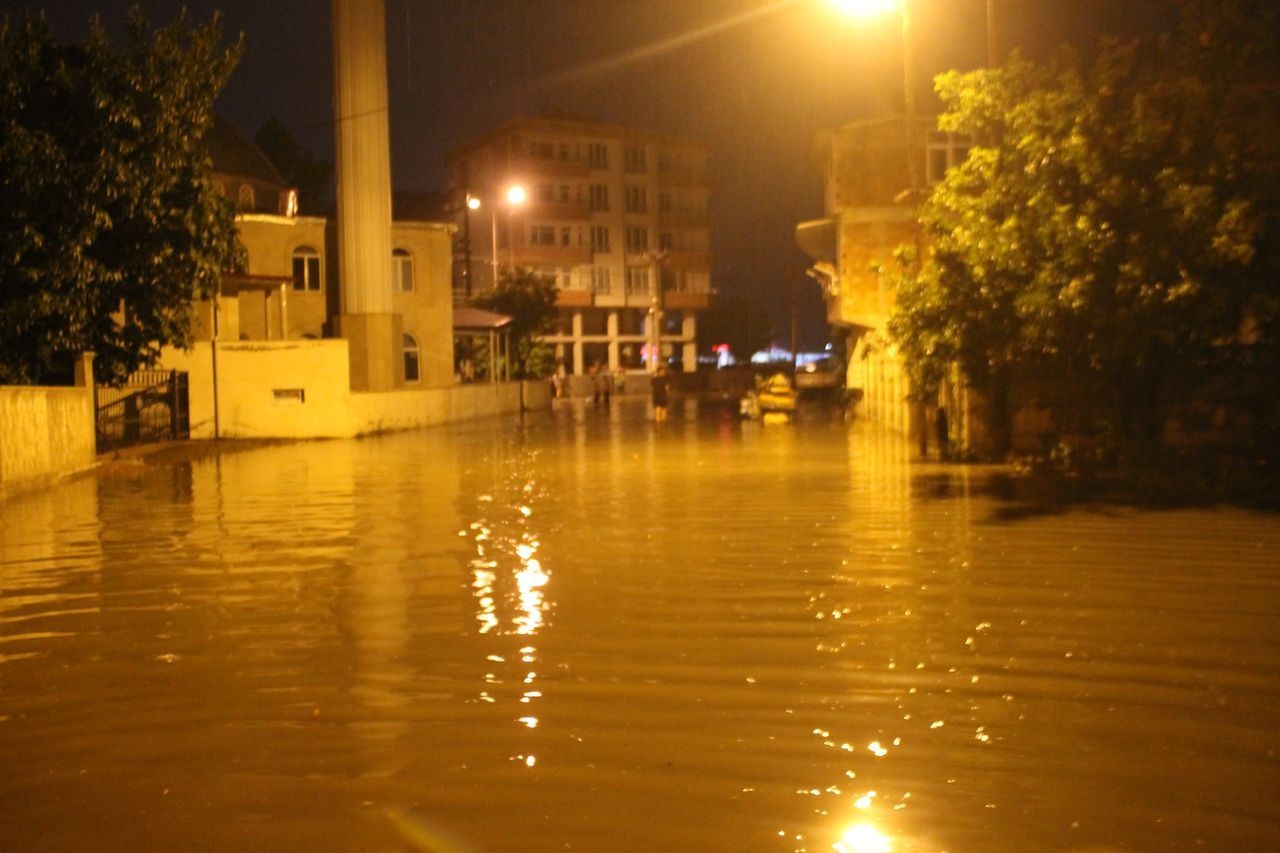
(480, 184), (527, 289)
(645, 249), (668, 373)
(828, 0), (921, 263)
(463, 193), (480, 300)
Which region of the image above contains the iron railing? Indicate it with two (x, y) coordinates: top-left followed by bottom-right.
(94, 369), (189, 453)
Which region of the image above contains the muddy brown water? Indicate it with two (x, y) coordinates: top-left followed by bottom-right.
(2, 400), (1278, 851)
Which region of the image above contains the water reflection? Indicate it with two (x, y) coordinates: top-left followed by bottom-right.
(1, 409), (1278, 851)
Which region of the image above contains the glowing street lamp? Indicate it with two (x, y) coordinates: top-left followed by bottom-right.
(483, 183), (526, 283)
(828, 0), (921, 265)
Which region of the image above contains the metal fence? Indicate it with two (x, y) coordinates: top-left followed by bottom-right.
(94, 370), (189, 453)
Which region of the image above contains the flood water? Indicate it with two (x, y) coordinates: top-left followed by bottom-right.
(2, 399), (1278, 852)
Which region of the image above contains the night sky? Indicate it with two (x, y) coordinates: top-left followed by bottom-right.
(5, 0), (1182, 348)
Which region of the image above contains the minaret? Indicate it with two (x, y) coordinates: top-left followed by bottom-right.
(332, 0), (400, 391)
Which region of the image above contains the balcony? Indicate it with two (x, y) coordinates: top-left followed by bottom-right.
(525, 198), (590, 220)
(657, 165), (709, 188)
(662, 249), (711, 269)
(556, 288), (593, 308)
(513, 244), (593, 266)
(661, 290), (713, 311)
(509, 155), (589, 178)
(657, 209), (707, 228)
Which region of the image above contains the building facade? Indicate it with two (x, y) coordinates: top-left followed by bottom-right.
(449, 117), (713, 375)
(200, 117), (455, 390)
(797, 115), (970, 443)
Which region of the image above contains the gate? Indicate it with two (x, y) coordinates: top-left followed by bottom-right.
(95, 369), (190, 453)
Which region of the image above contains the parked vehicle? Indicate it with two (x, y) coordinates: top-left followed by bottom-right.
(793, 356), (843, 391)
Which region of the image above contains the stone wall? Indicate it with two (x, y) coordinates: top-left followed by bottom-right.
(0, 355), (96, 493)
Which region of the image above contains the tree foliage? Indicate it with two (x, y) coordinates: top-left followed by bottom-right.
(889, 0), (1278, 445)
(0, 8), (242, 385)
(470, 267), (560, 379)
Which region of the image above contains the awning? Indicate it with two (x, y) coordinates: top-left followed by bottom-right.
(452, 306), (513, 331)
(220, 272), (295, 295)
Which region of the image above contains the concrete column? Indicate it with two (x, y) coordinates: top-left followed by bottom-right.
(606, 311), (619, 370)
(332, 0), (398, 391)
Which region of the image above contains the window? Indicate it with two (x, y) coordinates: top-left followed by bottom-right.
(558, 184), (571, 203)
(625, 266), (650, 296)
(589, 184), (609, 211)
(625, 185), (647, 214)
(590, 226), (610, 252)
(530, 141), (554, 159)
(238, 184), (256, 210)
(392, 248), (414, 293)
(587, 142), (608, 168)
(658, 192), (671, 212)
(926, 131), (971, 184)
(560, 227), (572, 247)
(536, 184), (555, 203)
(590, 267), (611, 295)
(402, 334), (420, 383)
(291, 246), (321, 292)
(626, 227), (648, 253)
(625, 145), (647, 172)
(530, 225), (556, 246)
(659, 232), (674, 251)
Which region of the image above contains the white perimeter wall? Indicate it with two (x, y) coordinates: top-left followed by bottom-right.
(0, 384), (95, 492)
(160, 342), (549, 440)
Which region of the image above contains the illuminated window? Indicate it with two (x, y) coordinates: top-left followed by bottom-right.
(238, 184), (255, 210)
(402, 333), (420, 383)
(291, 246), (321, 292)
(392, 248), (414, 292)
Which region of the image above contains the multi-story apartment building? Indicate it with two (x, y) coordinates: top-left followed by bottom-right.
(797, 115), (970, 437)
(449, 117), (713, 375)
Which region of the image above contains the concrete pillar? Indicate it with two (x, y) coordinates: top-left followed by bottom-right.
(332, 0), (398, 391)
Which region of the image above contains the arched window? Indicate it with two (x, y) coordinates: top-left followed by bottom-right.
(238, 184), (256, 210)
(392, 248), (414, 293)
(402, 333), (420, 383)
(291, 246), (321, 292)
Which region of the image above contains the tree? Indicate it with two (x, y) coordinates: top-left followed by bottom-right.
(890, 0), (1278, 450)
(470, 267), (559, 379)
(254, 117), (333, 216)
(0, 9), (243, 386)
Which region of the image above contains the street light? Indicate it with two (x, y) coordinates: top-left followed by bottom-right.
(460, 193), (481, 300)
(480, 184), (526, 286)
(644, 249), (668, 373)
(828, 0), (920, 265)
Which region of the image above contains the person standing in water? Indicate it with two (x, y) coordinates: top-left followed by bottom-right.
(651, 367), (669, 422)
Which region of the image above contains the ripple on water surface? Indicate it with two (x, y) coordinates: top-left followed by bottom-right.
(1, 409), (1278, 851)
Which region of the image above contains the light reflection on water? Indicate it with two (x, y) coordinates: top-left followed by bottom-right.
(1, 399), (1278, 851)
